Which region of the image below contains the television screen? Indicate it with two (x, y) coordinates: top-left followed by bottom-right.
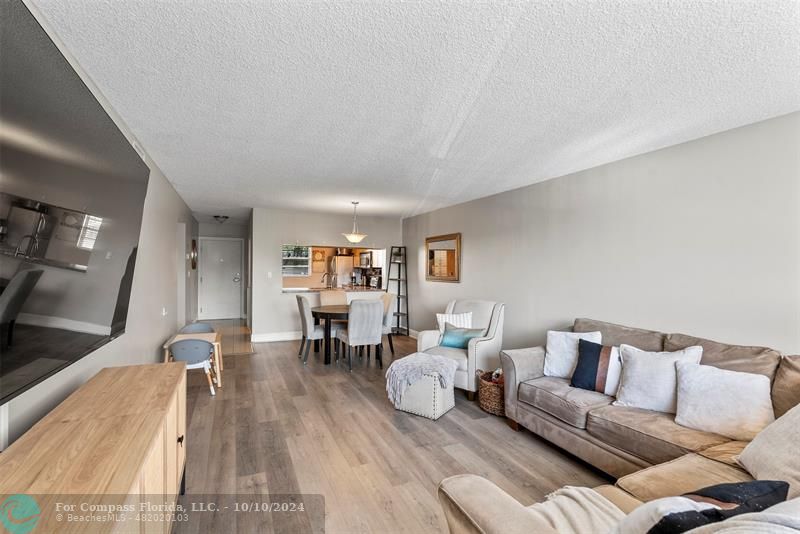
(0, 0), (150, 404)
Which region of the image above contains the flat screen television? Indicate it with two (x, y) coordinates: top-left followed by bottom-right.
(0, 0), (150, 404)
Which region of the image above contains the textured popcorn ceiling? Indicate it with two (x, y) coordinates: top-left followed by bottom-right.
(28, 1), (800, 218)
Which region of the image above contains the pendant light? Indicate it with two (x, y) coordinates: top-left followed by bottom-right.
(342, 201), (367, 244)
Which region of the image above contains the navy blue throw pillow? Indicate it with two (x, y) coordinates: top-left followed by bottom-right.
(570, 339), (621, 395)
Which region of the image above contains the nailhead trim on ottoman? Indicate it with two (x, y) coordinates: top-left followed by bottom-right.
(396, 372), (455, 420)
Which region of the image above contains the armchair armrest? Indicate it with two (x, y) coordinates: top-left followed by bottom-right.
(467, 333), (503, 386)
(438, 475), (556, 534)
(417, 329), (441, 352)
(500, 346), (545, 422)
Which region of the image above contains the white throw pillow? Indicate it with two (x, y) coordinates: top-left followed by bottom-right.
(436, 312), (472, 333)
(613, 344), (703, 414)
(675, 362), (774, 441)
(738, 402), (800, 498)
(543, 330), (602, 378)
(612, 496), (719, 534)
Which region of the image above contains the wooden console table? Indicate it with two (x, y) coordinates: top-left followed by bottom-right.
(0, 363), (187, 533)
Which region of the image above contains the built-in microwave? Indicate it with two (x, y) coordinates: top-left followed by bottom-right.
(359, 251), (371, 268)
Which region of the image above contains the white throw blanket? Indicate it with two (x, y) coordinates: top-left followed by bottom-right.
(529, 486), (626, 534)
(385, 352), (458, 407)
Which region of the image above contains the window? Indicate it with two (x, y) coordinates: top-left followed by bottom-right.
(77, 215), (103, 250)
(282, 245), (311, 277)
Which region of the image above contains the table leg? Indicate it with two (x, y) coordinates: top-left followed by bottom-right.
(213, 342), (222, 387)
(324, 319), (332, 365)
(314, 317), (320, 352)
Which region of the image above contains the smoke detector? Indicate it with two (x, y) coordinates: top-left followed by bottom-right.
(213, 215), (229, 224)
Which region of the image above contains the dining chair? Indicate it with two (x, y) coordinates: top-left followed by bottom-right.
(319, 290), (347, 306)
(179, 322), (215, 334)
(297, 295), (340, 364)
(169, 338), (217, 396)
(335, 299), (384, 372)
(0, 269), (44, 349)
(319, 289), (348, 331)
(381, 292), (396, 355)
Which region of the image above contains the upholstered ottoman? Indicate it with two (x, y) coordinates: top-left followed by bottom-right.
(397, 372), (455, 420)
(387, 352), (458, 420)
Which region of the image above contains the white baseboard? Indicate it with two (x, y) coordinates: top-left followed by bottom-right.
(408, 328), (419, 339)
(251, 331), (302, 343)
(17, 313), (111, 336)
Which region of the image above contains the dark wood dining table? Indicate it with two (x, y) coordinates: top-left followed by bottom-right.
(311, 304), (349, 365)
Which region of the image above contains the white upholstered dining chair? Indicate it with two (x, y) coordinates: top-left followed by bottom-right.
(296, 295), (340, 364)
(381, 292), (396, 355)
(335, 299), (384, 372)
(319, 290), (347, 306)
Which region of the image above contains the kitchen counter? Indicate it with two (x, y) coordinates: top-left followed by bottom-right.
(282, 286), (384, 294)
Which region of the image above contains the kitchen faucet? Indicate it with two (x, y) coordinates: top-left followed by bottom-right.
(14, 234), (39, 257)
(320, 272), (336, 288)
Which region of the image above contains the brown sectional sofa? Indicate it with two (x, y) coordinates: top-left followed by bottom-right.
(437, 318), (800, 533)
(500, 317), (795, 478)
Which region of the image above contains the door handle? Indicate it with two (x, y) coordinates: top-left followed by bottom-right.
(177, 435), (184, 447)
(233, 276), (241, 282)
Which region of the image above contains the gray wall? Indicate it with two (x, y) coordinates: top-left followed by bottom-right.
(403, 112), (800, 354)
(251, 207), (402, 339)
(6, 1), (199, 443)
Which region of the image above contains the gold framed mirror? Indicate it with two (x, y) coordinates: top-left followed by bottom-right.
(426, 233), (461, 282)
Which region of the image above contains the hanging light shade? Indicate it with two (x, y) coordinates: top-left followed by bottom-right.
(342, 201), (367, 243)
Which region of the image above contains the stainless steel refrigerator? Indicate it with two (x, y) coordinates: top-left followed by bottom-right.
(328, 254), (353, 287)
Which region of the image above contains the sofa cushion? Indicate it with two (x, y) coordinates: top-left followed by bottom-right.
(425, 346), (468, 371)
(664, 332), (781, 380)
(586, 405), (730, 465)
(518, 377), (613, 429)
(772, 355), (800, 417)
(698, 441), (749, 467)
(592, 485), (643, 514)
(573, 318), (664, 352)
(616, 453), (753, 502)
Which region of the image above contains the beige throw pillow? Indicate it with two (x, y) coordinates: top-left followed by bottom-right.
(613, 344), (703, 414)
(738, 402), (800, 498)
(675, 362), (774, 441)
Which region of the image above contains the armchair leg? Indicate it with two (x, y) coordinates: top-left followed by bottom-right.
(507, 418), (521, 431)
(298, 336), (306, 357)
(387, 334), (394, 355)
(466, 391), (475, 401)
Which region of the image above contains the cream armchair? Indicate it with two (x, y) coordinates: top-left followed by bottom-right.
(417, 300), (505, 395)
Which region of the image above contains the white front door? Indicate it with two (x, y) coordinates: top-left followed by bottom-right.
(199, 238), (243, 319)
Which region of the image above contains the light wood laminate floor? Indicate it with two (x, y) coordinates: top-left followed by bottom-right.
(179, 335), (607, 533)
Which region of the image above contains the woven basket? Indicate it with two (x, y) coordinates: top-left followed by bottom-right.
(477, 371), (505, 416)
